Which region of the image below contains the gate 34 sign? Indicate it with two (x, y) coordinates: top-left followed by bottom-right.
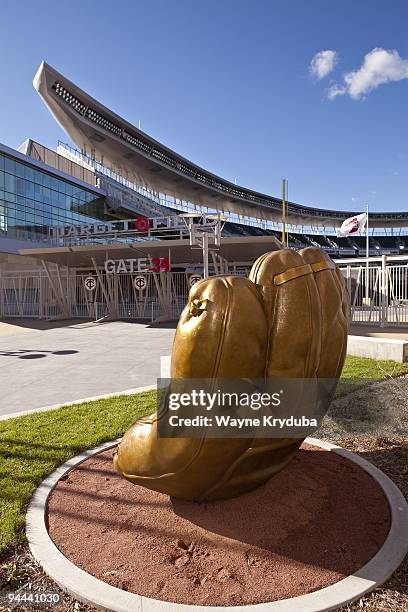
(104, 256), (170, 274)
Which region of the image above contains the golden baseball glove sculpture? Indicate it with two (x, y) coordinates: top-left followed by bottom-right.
(114, 247), (350, 501)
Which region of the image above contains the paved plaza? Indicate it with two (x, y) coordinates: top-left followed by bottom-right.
(1, 319), (407, 419)
(349, 324), (408, 340)
(0, 319), (175, 417)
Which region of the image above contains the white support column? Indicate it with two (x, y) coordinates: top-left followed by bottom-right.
(12, 278), (22, 318)
(55, 265), (71, 318)
(91, 257), (118, 320)
(39, 274), (44, 319)
(147, 255), (168, 322)
(0, 276), (4, 318)
(211, 251), (219, 275)
(380, 254), (388, 328)
(203, 233), (209, 279)
(41, 260), (70, 319)
(346, 264), (351, 298)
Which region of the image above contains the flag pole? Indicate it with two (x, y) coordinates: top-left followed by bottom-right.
(285, 179), (289, 247)
(281, 178), (286, 246)
(282, 179), (288, 246)
(365, 204), (369, 303)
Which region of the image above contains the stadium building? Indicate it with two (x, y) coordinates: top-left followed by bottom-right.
(0, 62), (407, 324)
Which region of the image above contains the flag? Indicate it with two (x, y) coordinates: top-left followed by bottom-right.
(336, 212), (367, 237)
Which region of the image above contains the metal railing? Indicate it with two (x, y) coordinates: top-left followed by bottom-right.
(1, 256), (407, 326)
(0, 271), (190, 323)
(335, 255), (408, 327)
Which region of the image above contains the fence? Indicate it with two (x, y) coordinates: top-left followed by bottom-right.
(0, 271), (190, 323)
(1, 256), (407, 325)
(336, 255), (408, 327)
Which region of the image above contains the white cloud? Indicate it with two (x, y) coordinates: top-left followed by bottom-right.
(328, 48), (408, 100)
(327, 84), (345, 100)
(310, 50), (338, 80)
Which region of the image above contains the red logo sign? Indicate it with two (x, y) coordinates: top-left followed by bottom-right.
(133, 216), (150, 232)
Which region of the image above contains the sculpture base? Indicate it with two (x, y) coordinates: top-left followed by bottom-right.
(44, 442), (392, 607)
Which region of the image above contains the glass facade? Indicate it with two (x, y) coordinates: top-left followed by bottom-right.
(0, 150), (106, 242)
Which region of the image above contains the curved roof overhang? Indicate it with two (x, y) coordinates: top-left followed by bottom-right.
(19, 235), (281, 268)
(33, 62), (408, 229)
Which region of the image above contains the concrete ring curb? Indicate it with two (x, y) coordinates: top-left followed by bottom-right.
(26, 437), (408, 612)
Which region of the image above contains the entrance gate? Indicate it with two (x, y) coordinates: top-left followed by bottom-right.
(1, 255), (407, 326)
(0, 271), (190, 322)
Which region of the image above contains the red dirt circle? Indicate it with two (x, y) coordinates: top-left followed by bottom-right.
(47, 443), (390, 607)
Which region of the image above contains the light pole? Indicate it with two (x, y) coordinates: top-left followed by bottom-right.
(181, 212), (226, 279)
(365, 204), (369, 303)
(282, 178), (288, 247)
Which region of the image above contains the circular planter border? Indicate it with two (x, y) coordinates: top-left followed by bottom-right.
(26, 437), (408, 612)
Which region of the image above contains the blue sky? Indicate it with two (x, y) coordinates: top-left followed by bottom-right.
(1, 0), (407, 213)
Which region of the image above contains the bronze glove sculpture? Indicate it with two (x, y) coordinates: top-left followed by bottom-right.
(114, 246), (350, 501)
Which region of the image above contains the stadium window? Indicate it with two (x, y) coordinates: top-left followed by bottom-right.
(4, 157), (15, 174)
(15, 162), (25, 178)
(42, 173), (52, 188)
(33, 169), (43, 185)
(5, 174), (15, 193)
(24, 165), (34, 182)
(24, 179), (34, 199)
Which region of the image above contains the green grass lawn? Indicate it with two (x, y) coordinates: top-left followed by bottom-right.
(0, 355), (407, 555)
(341, 356), (408, 379)
(0, 390), (156, 554)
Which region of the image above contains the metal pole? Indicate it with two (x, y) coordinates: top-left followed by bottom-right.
(282, 178), (286, 246)
(285, 179), (289, 247)
(346, 264), (351, 298)
(203, 233), (209, 278)
(381, 254), (387, 328)
(365, 204), (369, 303)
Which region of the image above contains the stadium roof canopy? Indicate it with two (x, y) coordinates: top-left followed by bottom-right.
(19, 235), (281, 268)
(34, 62), (408, 229)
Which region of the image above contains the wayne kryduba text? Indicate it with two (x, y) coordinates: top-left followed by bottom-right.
(167, 414), (318, 430)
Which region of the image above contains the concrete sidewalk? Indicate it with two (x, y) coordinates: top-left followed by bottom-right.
(0, 320), (175, 416)
(349, 324), (408, 340)
(0, 319), (82, 336)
